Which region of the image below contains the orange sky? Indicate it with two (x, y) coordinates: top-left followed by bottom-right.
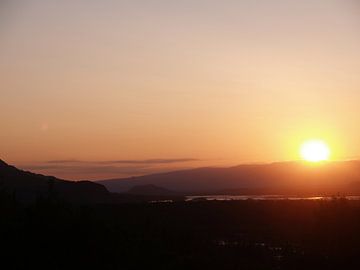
(1, 0), (360, 180)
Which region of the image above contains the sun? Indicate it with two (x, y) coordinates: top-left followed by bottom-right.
(300, 140), (330, 162)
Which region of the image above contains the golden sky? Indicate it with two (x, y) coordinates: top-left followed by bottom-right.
(1, 0), (360, 180)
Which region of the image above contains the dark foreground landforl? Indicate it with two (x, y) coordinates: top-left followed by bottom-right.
(1, 194), (360, 270)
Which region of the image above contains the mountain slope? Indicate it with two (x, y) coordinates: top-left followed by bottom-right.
(0, 159), (109, 203)
(98, 161), (360, 194)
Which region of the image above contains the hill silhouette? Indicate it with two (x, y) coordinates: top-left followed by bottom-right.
(3, 158), (360, 200)
(0, 159), (184, 203)
(98, 160), (360, 195)
(0, 159), (109, 203)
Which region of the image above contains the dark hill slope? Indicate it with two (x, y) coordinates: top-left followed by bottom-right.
(0, 159), (109, 203)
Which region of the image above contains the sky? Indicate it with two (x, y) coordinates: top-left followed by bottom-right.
(1, 0), (360, 180)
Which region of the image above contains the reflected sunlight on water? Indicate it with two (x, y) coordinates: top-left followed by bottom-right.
(185, 195), (360, 202)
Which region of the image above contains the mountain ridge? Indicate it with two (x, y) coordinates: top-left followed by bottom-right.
(0, 159), (185, 203)
(0, 158), (109, 203)
(97, 160), (360, 195)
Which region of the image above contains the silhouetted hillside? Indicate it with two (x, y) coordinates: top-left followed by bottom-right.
(0, 159), (184, 203)
(98, 160), (360, 195)
(0, 159), (109, 203)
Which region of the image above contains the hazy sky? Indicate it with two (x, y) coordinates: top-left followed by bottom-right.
(1, 0), (360, 180)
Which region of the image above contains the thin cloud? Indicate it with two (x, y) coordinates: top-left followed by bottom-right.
(100, 158), (199, 164)
(20, 158), (200, 180)
(20, 165), (153, 177)
(45, 158), (199, 165)
(45, 159), (80, 164)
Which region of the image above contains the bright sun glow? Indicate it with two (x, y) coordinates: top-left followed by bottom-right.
(300, 140), (330, 162)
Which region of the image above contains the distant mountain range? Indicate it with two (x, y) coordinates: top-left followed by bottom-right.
(2, 158), (360, 200)
(98, 161), (360, 195)
(0, 159), (183, 202)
